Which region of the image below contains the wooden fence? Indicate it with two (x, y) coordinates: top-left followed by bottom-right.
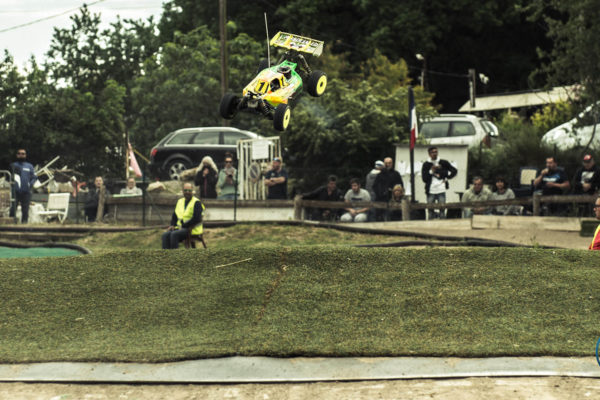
(293, 194), (598, 221)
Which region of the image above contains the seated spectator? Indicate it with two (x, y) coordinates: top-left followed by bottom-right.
(84, 176), (110, 222)
(194, 156), (218, 199)
(533, 156), (570, 215)
(490, 177), (519, 215)
(389, 184), (405, 221)
(302, 175), (343, 221)
(462, 176), (492, 218)
(162, 182), (204, 249)
(217, 153), (238, 200)
(120, 177), (142, 196)
(572, 154), (600, 195)
(341, 178), (371, 222)
(572, 154), (600, 216)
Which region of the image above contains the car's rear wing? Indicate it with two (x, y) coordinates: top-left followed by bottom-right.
(270, 32), (324, 57)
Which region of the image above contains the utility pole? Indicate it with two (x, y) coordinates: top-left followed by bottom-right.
(219, 0), (229, 126)
(468, 68), (476, 108)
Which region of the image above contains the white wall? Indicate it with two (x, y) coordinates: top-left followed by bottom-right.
(394, 144), (469, 203)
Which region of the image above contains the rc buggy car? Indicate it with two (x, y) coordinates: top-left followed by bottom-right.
(219, 32), (327, 131)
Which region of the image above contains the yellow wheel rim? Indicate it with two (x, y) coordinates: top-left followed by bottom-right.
(316, 75), (327, 95)
(282, 108), (291, 129)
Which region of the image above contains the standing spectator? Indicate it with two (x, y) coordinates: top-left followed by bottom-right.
(10, 148), (37, 223)
(217, 154), (238, 200)
(302, 175), (343, 221)
(373, 157), (404, 220)
(194, 156), (218, 199)
(533, 156), (570, 215)
(162, 182), (204, 249)
(490, 177), (519, 215)
(341, 178), (371, 222)
(365, 160), (384, 200)
(462, 176), (492, 218)
(264, 157), (288, 199)
(84, 176), (110, 222)
(120, 178), (142, 195)
(589, 196), (600, 250)
(421, 146), (457, 219)
(389, 184), (405, 221)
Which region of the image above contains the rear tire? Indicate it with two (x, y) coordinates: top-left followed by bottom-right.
(273, 104), (291, 131)
(306, 70), (327, 97)
(219, 93), (239, 119)
(166, 159), (190, 181)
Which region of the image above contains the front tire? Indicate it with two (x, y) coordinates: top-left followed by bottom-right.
(307, 70), (327, 97)
(273, 104), (291, 131)
(219, 93), (239, 119)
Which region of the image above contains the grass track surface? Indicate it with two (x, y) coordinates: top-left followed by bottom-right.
(1, 246), (599, 362)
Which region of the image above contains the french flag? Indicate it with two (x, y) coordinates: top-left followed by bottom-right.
(409, 87), (418, 150)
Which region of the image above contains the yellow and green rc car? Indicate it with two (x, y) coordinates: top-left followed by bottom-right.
(219, 32), (327, 131)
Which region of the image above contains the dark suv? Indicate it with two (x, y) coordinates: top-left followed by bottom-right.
(149, 127), (262, 180)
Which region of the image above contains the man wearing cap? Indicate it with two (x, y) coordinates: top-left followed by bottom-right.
(573, 154), (600, 195)
(534, 156), (570, 215)
(366, 160), (384, 201)
(264, 157), (288, 199)
(421, 146), (457, 219)
(572, 154), (600, 216)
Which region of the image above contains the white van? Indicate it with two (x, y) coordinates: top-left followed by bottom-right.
(542, 104), (600, 150)
(420, 114), (499, 148)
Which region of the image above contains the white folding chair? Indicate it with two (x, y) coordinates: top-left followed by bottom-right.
(38, 193), (70, 223)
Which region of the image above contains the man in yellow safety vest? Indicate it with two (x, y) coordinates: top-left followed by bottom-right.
(162, 182), (204, 249)
(590, 196), (600, 250)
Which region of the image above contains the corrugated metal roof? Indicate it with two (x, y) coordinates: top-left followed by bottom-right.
(459, 85), (579, 112)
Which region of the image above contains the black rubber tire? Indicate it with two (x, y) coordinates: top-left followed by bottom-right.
(306, 70), (327, 97)
(257, 59), (270, 74)
(273, 103), (291, 131)
(219, 93), (239, 119)
(166, 159), (191, 181)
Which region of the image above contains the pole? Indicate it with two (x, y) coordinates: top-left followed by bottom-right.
(219, 0), (228, 98)
(468, 68), (476, 108)
(410, 146), (415, 203)
(233, 163), (238, 221)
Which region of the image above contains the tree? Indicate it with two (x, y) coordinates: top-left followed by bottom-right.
(130, 28), (265, 155)
(527, 0), (600, 106)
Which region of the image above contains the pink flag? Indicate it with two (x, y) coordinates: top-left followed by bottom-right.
(409, 87), (418, 150)
(128, 142), (142, 177)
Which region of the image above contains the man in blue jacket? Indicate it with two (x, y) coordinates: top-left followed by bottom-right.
(10, 149), (37, 223)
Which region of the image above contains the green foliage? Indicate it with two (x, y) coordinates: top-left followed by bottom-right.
(530, 101), (576, 133)
(130, 28), (265, 154)
(468, 113), (547, 183)
(527, 0), (600, 107)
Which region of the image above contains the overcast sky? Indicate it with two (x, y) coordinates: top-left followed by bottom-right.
(0, 0), (165, 68)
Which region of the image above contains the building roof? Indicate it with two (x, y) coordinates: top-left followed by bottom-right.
(459, 85), (579, 112)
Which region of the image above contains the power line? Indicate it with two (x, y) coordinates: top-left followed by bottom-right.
(0, 0), (106, 34)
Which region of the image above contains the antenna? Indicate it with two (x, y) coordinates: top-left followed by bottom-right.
(264, 12), (270, 67)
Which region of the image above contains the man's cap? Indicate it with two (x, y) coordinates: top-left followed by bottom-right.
(273, 157), (281, 162)
(375, 160), (384, 168)
(584, 154), (593, 161)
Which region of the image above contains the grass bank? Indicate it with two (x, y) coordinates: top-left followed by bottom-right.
(1, 246), (599, 362)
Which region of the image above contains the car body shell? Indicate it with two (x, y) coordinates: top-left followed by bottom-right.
(242, 61), (303, 109)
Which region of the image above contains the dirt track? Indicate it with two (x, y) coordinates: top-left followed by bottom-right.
(2, 376), (600, 399)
